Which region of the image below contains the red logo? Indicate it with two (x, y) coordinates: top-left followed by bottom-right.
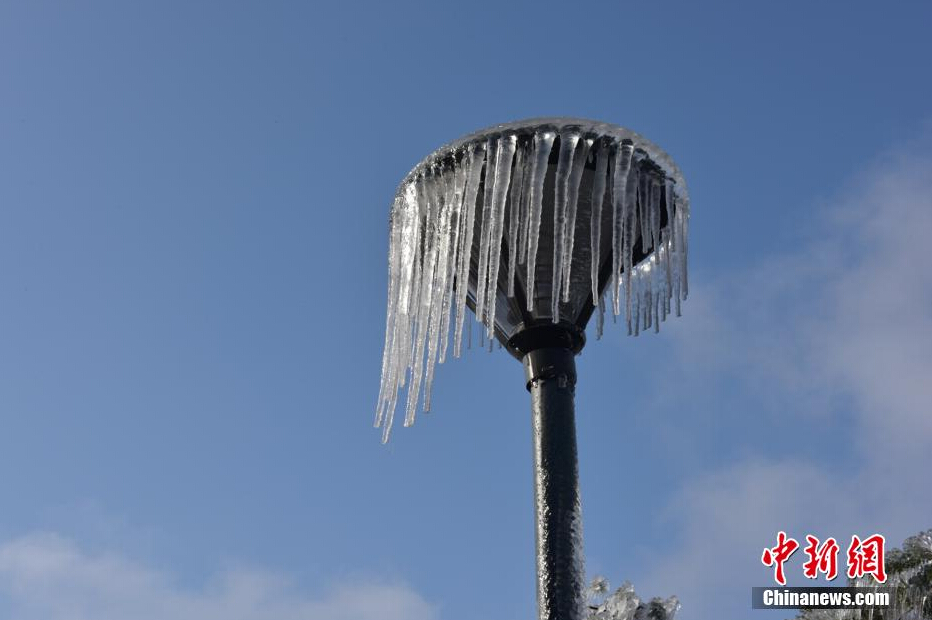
(762, 532), (886, 584)
(847, 534), (887, 583)
(761, 531), (799, 585)
(802, 535), (839, 580)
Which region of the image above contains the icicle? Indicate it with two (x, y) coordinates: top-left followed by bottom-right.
(678, 193), (689, 300)
(631, 265), (641, 337)
(380, 181), (424, 441)
(638, 170), (651, 254)
(438, 159), (467, 364)
(611, 141), (635, 316)
(423, 168), (456, 411)
(506, 142), (526, 297)
(392, 185), (424, 425)
(401, 215), (423, 386)
(475, 138), (498, 330)
(644, 261), (653, 332)
(596, 291), (605, 339)
(552, 132), (579, 322)
(403, 174), (440, 427)
(647, 262), (655, 332)
(662, 179), (680, 317)
(374, 196), (404, 429)
(562, 137), (592, 303)
(452, 143), (485, 358)
(398, 182), (423, 317)
(662, 229), (673, 322)
(525, 131), (556, 311)
(623, 156), (641, 333)
(516, 140), (533, 263)
(589, 141), (608, 304)
(484, 134), (516, 335)
(650, 175), (661, 254)
(652, 257), (660, 333)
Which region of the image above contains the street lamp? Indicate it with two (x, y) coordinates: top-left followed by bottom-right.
(375, 118), (689, 620)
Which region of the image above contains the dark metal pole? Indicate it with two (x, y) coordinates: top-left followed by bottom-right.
(523, 346), (584, 620)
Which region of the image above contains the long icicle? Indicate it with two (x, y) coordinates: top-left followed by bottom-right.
(381, 180), (424, 441)
(678, 192), (689, 300)
(423, 168), (455, 411)
(452, 143), (485, 358)
(623, 155), (641, 333)
(516, 140), (533, 263)
(662, 226), (673, 322)
(400, 199), (424, 389)
(650, 175), (661, 255)
(652, 254), (660, 333)
(404, 173), (440, 427)
(438, 159), (466, 364)
(525, 131), (556, 311)
(664, 179), (680, 317)
(375, 196), (404, 428)
(474, 138), (498, 329)
(506, 141), (526, 297)
(596, 290), (605, 339)
(551, 132), (579, 322)
(611, 141), (635, 316)
(562, 137), (592, 303)
(638, 170), (651, 254)
(589, 140), (608, 304)
(484, 134), (517, 335)
(632, 265), (641, 337)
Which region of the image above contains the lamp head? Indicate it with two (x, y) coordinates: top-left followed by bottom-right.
(376, 118), (689, 440)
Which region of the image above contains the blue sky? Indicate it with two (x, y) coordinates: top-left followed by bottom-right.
(1, 2), (931, 619)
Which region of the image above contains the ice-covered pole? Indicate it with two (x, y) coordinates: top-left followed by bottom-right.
(374, 118), (691, 620)
(525, 344), (585, 620)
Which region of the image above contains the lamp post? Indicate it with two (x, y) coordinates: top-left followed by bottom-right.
(375, 118), (689, 620)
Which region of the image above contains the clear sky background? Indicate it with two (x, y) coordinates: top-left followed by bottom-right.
(1, 2), (931, 620)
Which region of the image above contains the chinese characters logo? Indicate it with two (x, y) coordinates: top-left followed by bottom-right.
(761, 532), (886, 585)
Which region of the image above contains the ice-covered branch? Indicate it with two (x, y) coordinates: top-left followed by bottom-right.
(586, 576), (680, 620)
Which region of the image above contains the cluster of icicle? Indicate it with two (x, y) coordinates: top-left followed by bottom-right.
(796, 530), (932, 620)
(846, 532), (931, 620)
(586, 577), (680, 620)
(375, 124), (689, 441)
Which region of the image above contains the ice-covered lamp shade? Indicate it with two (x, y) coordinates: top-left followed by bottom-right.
(375, 118), (690, 440)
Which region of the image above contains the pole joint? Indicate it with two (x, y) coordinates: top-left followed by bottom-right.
(522, 347), (577, 392)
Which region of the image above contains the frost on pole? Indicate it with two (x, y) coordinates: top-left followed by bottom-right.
(375, 118), (690, 441)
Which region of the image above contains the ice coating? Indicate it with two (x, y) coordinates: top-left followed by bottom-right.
(375, 118), (690, 440)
